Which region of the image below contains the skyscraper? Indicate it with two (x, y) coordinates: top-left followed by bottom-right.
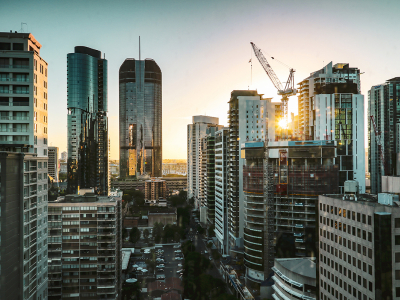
(187, 116), (219, 208)
(0, 32), (48, 300)
(119, 58), (162, 179)
(67, 46), (109, 195)
(368, 78), (400, 194)
(297, 62), (365, 193)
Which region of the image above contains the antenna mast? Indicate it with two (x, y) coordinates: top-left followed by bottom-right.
(139, 36), (141, 61)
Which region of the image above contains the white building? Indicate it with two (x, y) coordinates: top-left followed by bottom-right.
(187, 115), (219, 208)
(298, 62), (365, 193)
(0, 31), (48, 300)
(215, 127), (229, 254)
(227, 90), (276, 250)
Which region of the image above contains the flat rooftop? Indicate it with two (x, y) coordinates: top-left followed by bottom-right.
(276, 258), (316, 279)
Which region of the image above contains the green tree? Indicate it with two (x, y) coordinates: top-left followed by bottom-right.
(143, 229), (150, 240)
(129, 227), (141, 244)
(208, 225), (215, 237)
(122, 228), (128, 240)
(197, 224), (205, 235)
(153, 222), (163, 244)
(169, 195), (185, 207)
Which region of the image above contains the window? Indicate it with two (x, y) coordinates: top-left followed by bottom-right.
(395, 218), (400, 228)
(362, 214), (366, 224)
(396, 253), (400, 263)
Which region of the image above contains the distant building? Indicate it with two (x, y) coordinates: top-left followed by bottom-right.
(272, 258), (316, 300)
(59, 160), (67, 174)
(368, 78), (400, 194)
(48, 146), (59, 182)
(67, 46), (109, 195)
(48, 193), (122, 299)
(162, 160), (187, 175)
(0, 152), (48, 300)
(148, 208), (177, 227)
(145, 177), (167, 201)
(319, 193), (400, 300)
(119, 58), (162, 179)
(61, 151), (67, 161)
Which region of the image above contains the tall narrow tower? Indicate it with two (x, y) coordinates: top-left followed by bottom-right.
(67, 46), (109, 195)
(119, 58), (162, 178)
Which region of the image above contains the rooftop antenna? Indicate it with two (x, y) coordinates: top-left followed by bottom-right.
(139, 36), (141, 61)
(20, 22), (27, 33)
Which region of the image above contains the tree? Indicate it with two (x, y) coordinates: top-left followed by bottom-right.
(134, 198), (145, 207)
(197, 224), (205, 235)
(169, 195), (185, 207)
(179, 190), (187, 199)
(122, 228), (128, 240)
(143, 229), (150, 240)
(129, 227), (141, 244)
(208, 225), (215, 237)
(153, 222), (163, 244)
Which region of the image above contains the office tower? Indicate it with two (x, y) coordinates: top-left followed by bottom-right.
(200, 135), (208, 208)
(227, 90), (276, 250)
(187, 116), (219, 208)
(48, 146), (59, 182)
(298, 62), (365, 193)
(48, 193), (122, 299)
(319, 193), (400, 300)
(119, 58), (162, 179)
(368, 77), (400, 194)
(271, 258), (316, 300)
(0, 32), (48, 156)
(67, 46), (109, 195)
(215, 128), (229, 254)
(0, 152), (48, 300)
(144, 177), (167, 201)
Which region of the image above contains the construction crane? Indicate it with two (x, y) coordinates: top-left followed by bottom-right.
(250, 42), (296, 125)
(370, 115), (387, 175)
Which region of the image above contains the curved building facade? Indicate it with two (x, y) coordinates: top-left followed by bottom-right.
(119, 59), (162, 178)
(67, 46), (108, 195)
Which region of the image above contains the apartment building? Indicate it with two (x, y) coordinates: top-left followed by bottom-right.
(144, 177), (166, 201)
(227, 90), (276, 250)
(319, 193), (400, 300)
(48, 146), (58, 182)
(0, 32), (48, 157)
(297, 62), (365, 193)
(48, 194), (122, 299)
(187, 115), (219, 208)
(214, 127), (229, 254)
(0, 152), (48, 300)
(368, 77), (400, 194)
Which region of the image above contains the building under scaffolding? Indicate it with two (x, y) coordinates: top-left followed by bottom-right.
(241, 140), (339, 295)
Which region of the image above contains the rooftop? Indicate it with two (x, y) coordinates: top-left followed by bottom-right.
(275, 258), (316, 279)
(49, 193), (119, 206)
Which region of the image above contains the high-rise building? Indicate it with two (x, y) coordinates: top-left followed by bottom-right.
(297, 62), (365, 193)
(214, 127), (229, 254)
(0, 152), (49, 300)
(187, 116), (219, 208)
(368, 78), (400, 194)
(227, 90), (276, 250)
(67, 46), (109, 195)
(48, 146), (59, 182)
(61, 151), (67, 161)
(0, 32), (48, 156)
(119, 59), (162, 179)
(48, 193), (122, 299)
(319, 193), (400, 300)
(0, 32), (49, 300)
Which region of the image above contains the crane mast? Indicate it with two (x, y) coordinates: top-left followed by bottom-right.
(250, 42), (296, 123)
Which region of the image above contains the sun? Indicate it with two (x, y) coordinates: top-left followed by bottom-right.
(278, 119), (288, 129)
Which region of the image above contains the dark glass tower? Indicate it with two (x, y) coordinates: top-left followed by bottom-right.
(119, 59), (162, 178)
(67, 46), (109, 195)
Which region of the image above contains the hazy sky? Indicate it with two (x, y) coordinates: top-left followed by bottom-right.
(2, 0), (400, 159)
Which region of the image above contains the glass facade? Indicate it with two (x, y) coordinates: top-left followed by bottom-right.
(119, 59), (162, 178)
(67, 46), (108, 195)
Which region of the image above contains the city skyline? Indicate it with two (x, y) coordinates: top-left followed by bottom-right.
(3, 0), (400, 159)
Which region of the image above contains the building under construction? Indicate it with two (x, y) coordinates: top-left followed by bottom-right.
(242, 140), (339, 295)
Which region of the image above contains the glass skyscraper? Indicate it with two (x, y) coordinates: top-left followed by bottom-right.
(119, 58), (162, 178)
(67, 46), (109, 195)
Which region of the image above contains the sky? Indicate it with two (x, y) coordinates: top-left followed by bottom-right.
(2, 0), (400, 160)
